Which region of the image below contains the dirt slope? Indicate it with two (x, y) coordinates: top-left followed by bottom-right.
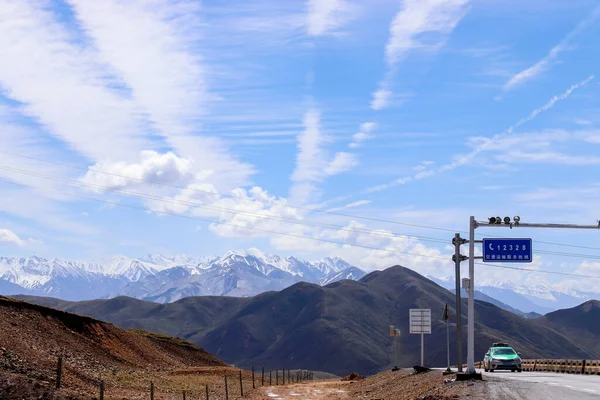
(0, 295), (227, 399)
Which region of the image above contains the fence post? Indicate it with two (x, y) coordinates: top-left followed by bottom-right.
(283, 368), (285, 385)
(270, 370), (272, 386)
(99, 380), (104, 400)
(225, 375), (229, 400)
(239, 369), (244, 397)
(252, 366), (255, 389)
(182, 390), (186, 400)
(582, 360), (587, 374)
(205, 384), (209, 400)
(56, 356), (63, 389)
(262, 366), (264, 386)
(150, 381), (154, 400)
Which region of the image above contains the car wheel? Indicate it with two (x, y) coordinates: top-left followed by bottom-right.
(484, 368), (489, 372)
(517, 369), (522, 373)
(489, 369), (494, 373)
(511, 369), (515, 372)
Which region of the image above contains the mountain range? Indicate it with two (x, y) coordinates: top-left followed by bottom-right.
(14, 265), (600, 376)
(1, 250), (597, 314)
(0, 250), (365, 302)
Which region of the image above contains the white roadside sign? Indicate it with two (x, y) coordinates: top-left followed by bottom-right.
(409, 309), (431, 334)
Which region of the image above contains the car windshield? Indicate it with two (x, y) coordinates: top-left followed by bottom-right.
(493, 348), (516, 355)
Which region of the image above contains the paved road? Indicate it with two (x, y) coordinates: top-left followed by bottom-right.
(479, 369), (600, 398)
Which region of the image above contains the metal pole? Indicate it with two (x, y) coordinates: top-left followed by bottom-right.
(393, 336), (397, 367)
(446, 319), (450, 371)
(467, 216), (476, 374)
(454, 233), (463, 372)
(421, 332), (424, 367)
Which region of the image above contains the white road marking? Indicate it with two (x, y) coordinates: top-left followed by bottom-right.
(583, 389), (597, 393)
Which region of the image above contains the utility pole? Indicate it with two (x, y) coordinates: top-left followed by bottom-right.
(466, 216), (476, 374)
(452, 233), (466, 372)
(463, 216), (600, 375)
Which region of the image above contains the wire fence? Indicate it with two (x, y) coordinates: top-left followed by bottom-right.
(52, 356), (314, 399)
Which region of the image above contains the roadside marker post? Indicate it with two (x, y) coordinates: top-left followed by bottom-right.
(389, 325), (401, 370)
(409, 309), (431, 367)
(442, 304), (451, 374)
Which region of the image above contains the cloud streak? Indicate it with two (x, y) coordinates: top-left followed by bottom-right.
(306, 0), (354, 36)
(364, 75), (595, 193)
(504, 5), (600, 91)
(372, 0), (471, 110)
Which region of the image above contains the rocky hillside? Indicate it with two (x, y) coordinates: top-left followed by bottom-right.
(0, 295), (226, 399)
(17, 266), (597, 376)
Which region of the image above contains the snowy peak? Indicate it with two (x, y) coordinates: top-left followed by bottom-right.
(0, 250), (368, 302)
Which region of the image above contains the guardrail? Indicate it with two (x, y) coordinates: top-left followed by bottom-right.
(452, 360), (600, 375)
(521, 359), (600, 375)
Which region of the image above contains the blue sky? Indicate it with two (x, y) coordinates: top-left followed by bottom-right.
(1, 0), (600, 292)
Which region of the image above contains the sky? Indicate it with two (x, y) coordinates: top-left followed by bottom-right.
(1, 0), (600, 292)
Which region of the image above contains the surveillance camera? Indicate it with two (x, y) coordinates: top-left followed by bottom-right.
(504, 216), (511, 224)
(488, 217), (496, 224)
(495, 216), (501, 225)
(514, 216), (520, 223)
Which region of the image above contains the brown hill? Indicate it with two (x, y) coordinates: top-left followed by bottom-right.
(0, 295), (228, 399)
(540, 300), (600, 356)
(16, 266), (595, 376)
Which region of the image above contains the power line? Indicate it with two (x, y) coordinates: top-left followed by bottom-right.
(0, 177), (599, 281)
(4, 164), (600, 261)
(0, 164), (451, 245)
(0, 150), (471, 232)
(2, 149), (600, 252)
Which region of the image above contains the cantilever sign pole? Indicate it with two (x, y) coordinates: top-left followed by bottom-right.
(464, 216), (600, 375)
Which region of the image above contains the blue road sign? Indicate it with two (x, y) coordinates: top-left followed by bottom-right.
(482, 238), (532, 263)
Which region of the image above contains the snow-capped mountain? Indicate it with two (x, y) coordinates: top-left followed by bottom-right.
(0, 250), (366, 302)
(427, 274), (598, 314)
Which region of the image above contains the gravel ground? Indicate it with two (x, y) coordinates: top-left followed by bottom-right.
(248, 369), (475, 400)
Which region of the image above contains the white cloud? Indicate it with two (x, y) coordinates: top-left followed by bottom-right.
(0, 228), (27, 247)
(363, 76), (595, 193)
(504, 5), (600, 91)
(0, 1), (149, 162)
(326, 200), (371, 212)
(372, 0), (471, 110)
(371, 87), (392, 110)
(349, 122), (377, 148)
(81, 150), (195, 191)
(325, 152), (358, 176)
(291, 109), (326, 184)
(67, 0), (254, 189)
(306, 0), (355, 36)
(385, 0), (470, 66)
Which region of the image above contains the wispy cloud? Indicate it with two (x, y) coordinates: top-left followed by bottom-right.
(0, 1), (150, 161)
(325, 152), (358, 175)
(0, 228), (28, 247)
(364, 75), (595, 193)
(349, 122), (377, 148)
(325, 199), (371, 212)
(67, 0), (254, 190)
(290, 108), (327, 204)
(306, 0), (355, 36)
(504, 5), (600, 91)
(372, 0), (471, 110)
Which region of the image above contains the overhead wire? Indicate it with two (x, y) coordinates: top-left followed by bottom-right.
(0, 164), (451, 245)
(0, 176), (599, 280)
(1, 149), (600, 252)
(2, 164), (600, 261)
